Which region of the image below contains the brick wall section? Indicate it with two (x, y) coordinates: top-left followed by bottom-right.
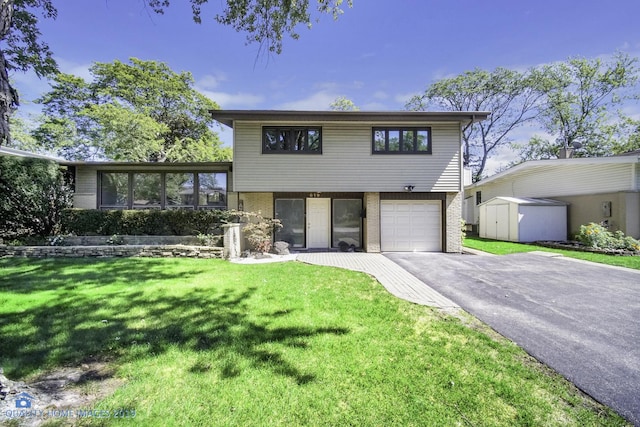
(446, 192), (462, 253)
(0, 245), (224, 259)
(241, 192), (274, 217)
(364, 192), (381, 252)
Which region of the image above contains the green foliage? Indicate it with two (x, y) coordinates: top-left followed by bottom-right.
(406, 67), (542, 182)
(1, 0), (59, 144)
(60, 208), (234, 236)
(576, 223), (640, 252)
(3, 0), (58, 77)
(232, 209), (282, 252)
(35, 58), (230, 162)
(329, 96), (359, 111)
(0, 156), (72, 238)
(515, 53), (639, 162)
(8, 113), (40, 151)
(147, 0), (352, 55)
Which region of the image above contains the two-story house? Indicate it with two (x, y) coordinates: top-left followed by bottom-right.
(58, 110), (488, 253)
(210, 110), (489, 253)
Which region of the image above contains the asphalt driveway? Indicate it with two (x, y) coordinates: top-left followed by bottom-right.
(385, 251), (640, 426)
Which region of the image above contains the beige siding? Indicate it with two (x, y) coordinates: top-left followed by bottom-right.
(553, 192), (640, 239)
(233, 122), (461, 193)
(482, 163), (635, 199)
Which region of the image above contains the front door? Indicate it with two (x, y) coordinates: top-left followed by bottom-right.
(307, 198), (330, 248)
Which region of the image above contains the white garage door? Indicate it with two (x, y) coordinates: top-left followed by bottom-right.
(380, 200), (442, 252)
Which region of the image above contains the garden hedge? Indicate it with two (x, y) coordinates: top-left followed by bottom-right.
(60, 208), (234, 236)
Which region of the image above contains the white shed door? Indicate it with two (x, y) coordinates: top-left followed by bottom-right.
(380, 200), (442, 252)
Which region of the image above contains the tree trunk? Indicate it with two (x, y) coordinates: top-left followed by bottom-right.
(0, 0), (18, 145)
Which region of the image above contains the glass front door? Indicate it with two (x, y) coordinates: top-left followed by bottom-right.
(333, 199), (362, 250)
(274, 199), (305, 247)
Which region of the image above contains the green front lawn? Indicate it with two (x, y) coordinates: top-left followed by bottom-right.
(0, 258), (629, 426)
(464, 236), (640, 270)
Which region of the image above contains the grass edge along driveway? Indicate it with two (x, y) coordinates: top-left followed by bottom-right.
(0, 258), (630, 426)
(464, 236), (640, 270)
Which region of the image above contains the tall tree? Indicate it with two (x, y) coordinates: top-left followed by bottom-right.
(0, 0), (352, 144)
(147, 0), (352, 55)
(407, 68), (543, 182)
(35, 58), (231, 162)
(514, 53), (639, 161)
(0, 0), (57, 144)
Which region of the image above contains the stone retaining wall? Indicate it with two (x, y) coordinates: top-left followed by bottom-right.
(0, 245), (224, 259)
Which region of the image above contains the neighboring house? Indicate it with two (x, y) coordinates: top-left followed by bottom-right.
(464, 155), (640, 239)
(210, 110), (489, 253)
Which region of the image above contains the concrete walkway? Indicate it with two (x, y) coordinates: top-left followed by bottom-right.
(297, 252), (458, 309)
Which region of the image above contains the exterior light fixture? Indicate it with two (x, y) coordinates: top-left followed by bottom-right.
(403, 185), (415, 192)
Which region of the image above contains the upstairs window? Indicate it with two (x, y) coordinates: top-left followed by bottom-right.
(372, 127), (432, 154)
(263, 127), (322, 154)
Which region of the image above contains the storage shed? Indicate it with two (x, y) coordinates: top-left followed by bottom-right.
(479, 197), (568, 242)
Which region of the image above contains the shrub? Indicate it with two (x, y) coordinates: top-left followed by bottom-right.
(232, 210), (282, 253)
(60, 209), (234, 236)
(0, 156), (72, 238)
(576, 223), (640, 253)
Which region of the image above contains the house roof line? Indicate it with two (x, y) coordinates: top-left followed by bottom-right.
(467, 155), (640, 190)
(0, 146), (65, 162)
(60, 161), (233, 167)
(209, 110), (491, 128)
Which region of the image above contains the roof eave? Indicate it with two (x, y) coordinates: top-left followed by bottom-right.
(209, 109), (491, 128)
(466, 155), (640, 190)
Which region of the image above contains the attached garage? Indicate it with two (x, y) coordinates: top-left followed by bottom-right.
(380, 200), (442, 251)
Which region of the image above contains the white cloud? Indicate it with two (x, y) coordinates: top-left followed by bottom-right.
(200, 90), (264, 109)
(56, 58), (93, 81)
(196, 72), (228, 90)
(275, 91), (340, 110)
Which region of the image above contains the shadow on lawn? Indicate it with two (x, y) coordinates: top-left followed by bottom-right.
(0, 258), (209, 293)
(0, 258), (349, 385)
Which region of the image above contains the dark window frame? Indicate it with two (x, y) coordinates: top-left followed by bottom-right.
(98, 170), (228, 210)
(262, 126), (323, 154)
(372, 127), (432, 154)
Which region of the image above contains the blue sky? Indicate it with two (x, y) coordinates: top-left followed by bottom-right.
(10, 0), (640, 171)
